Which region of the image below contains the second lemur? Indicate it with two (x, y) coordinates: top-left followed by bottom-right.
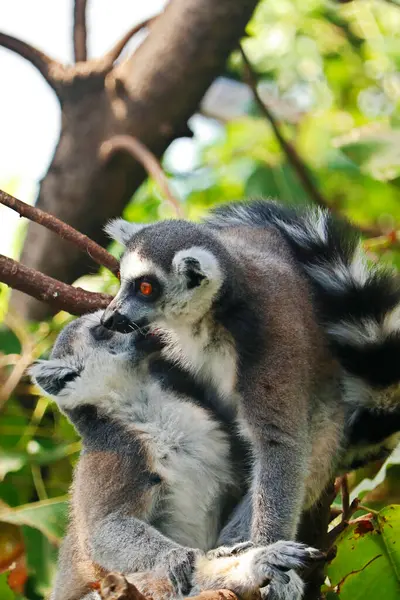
(31, 311), (319, 600)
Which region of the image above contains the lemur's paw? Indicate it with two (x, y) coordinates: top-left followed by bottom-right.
(206, 541), (254, 560)
(194, 541), (322, 598)
(252, 541), (324, 577)
(231, 541), (323, 598)
(262, 570), (304, 600)
(165, 548), (202, 596)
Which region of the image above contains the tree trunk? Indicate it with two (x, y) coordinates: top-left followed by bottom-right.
(14, 0), (259, 320)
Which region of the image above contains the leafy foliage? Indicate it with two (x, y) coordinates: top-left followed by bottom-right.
(325, 506), (400, 599)
(1, 0), (400, 597)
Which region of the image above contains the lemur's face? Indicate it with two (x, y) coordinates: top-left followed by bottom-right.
(101, 219), (225, 334)
(30, 311), (138, 406)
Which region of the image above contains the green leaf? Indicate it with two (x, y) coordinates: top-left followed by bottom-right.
(0, 573), (16, 600)
(0, 497), (68, 544)
(0, 455), (26, 481)
(22, 527), (58, 598)
(245, 164), (310, 204)
(340, 140), (385, 167)
(326, 506), (400, 599)
(378, 506), (400, 580)
(0, 327), (21, 356)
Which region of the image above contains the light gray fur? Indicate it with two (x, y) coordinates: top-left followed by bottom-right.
(104, 218), (149, 246)
(31, 311), (318, 600)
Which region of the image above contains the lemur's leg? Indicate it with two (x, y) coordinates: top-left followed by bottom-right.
(75, 450), (201, 596)
(89, 512), (200, 595)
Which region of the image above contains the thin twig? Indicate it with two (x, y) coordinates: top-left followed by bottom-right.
(0, 189), (119, 276)
(0, 32), (61, 90)
(329, 506), (343, 523)
(239, 46), (400, 246)
(239, 46), (329, 211)
(0, 254), (112, 315)
(73, 0), (88, 63)
(104, 17), (155, 64)
(341, 475), (350, 521)
(100, 135), (184, 217)
(327, 497), (360, 547)
(327, 519), (348, 547)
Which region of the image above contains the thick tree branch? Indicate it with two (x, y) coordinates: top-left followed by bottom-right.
(0, 189), (119, 276)
(100, 136), (184, 217)
(104, 18), (155, 65)
(99, 573), (241, 600)
(0, 32), (61, 90)
(0, 254), (112, 316)
(16, 0), (259, 319)
(73, 0), (88, 63)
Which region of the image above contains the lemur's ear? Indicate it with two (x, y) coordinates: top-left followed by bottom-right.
(173, 247), (222, 289)
(30, 360), (80, 397)
(104, 219), (148, 247)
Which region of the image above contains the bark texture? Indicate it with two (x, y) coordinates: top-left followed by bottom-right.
(9, 0), (258, 319)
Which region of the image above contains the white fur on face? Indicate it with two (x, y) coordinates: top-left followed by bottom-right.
(120, 249), (166, 282)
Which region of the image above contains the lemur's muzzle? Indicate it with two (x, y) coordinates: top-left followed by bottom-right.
(101, 310), (133, 334)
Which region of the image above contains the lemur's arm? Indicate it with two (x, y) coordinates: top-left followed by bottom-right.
(73, 443), (200, 594)
(240, 282), (332, 548)
(65, 405), (193, 568)
(241, 358), (310, 543)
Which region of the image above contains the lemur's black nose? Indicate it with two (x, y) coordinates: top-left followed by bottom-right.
(101, 311), (132, 334)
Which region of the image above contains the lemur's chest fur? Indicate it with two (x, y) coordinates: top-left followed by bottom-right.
(158, 318), (239, 406)
(114, 383), (237, 551)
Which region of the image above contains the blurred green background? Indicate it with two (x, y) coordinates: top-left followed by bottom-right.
(1, 0), (400, 598)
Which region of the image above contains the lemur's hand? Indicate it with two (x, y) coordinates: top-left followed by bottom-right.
(195, 541), (324, 600)
(164, 547), (202, 595)
(245, 541), (323, 589)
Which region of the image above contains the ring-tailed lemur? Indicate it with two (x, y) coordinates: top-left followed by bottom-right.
(31, 311), (321, 600)
(206, 200), (400, 472)
(100, 200), (400, 599)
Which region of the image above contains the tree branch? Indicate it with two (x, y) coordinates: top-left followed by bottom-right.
(73, 0), (88, 63)
(0, 254), (112, 316)
(340, 475), (350, 521)
(239, 46), (400, 247)
(104, 18), (155, 65)
(16, 0), (259, 319)
(100, 136), (184, 217)
(0, 189), (119, 276)
(0, 32), (61, 90)
(99, 573), (241, 600)
(239, 46), (330, 211)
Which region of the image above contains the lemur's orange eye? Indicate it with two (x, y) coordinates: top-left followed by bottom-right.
(136, 276), (161, 302)
(139, 281), (153, 296)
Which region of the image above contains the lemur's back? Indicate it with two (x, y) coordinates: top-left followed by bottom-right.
(214, 224), (346, 507)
